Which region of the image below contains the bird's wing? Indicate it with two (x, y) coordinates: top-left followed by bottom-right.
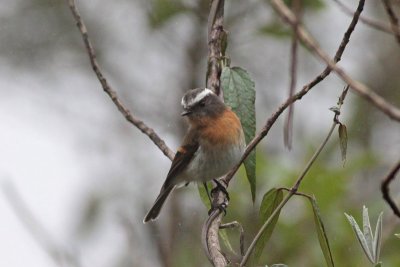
(162, 141), (199, 189)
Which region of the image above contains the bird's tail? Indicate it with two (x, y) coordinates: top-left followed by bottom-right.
(143, 185), (175, 223)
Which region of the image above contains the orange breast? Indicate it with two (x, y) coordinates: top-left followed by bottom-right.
(198, 109), (243, 146)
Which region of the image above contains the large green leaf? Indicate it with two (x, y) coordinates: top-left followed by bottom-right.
(249, 188), (283, 265)
(309, 196), (335, 267)
(221, 66), (256, 202)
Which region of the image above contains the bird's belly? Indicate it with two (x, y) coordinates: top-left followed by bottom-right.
(182, 144), (244, 183)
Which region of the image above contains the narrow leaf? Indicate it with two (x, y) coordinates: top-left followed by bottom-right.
(219, 229), (236, 255)
(344, 213), (374, 263)
(249, 188), (283, 266)
(309, 197), (335, 267)
(338, 124), (347, 165)
(373, 212), (383, 263)
(221, 66), (256, 202)
(197, 182), (212, 210)
(362, 206), (374, 259)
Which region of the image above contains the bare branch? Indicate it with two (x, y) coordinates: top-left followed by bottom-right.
(381, 0), (400, 45)
(207, 0), (226, 97)
(284, 0), (301, 149)
(333, 0), (395, 34)
(223, 0), (364, 185)
(270, 0), (400, 121)
(65, 0), (174, 160)
(381, 160), (400, 218)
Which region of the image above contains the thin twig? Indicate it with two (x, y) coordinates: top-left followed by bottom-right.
(284, 0), (301, 149)
(381, 0), (400, 45)
(65, 0), (174, 161)
(381, 160), (400, 218)
(270, 0), (400, 121)
(333, 0), (395, 34)
(239, 87), (349, 267)
(2, 182), (81, 267)
(223, 0), (365, 185)
(207, 0), (226, 97)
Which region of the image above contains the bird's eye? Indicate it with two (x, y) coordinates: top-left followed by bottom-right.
(199, 100), (206, 107)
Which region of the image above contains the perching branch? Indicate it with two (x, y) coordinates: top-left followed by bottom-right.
(381, 160), (400, 218)
(207, 0), (226, 97)
(202, 1), (229, 266)
(270, 0), (400, 121)
(65, 0), (174, 161)
(381, 0), (400, 45)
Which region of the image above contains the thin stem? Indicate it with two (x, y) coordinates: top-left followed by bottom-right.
(240, 86), (349, 267)
(65, 0), (174, 160)
(381, 0), (400, 45)
(333, 0), (395, 34)
(239, 120), (337, 267)
(270, 0), (400, 121)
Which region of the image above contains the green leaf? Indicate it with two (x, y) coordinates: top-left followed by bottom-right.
(271, 265), (289, 267)
(219, 229), (236, 255)
(309, 196), (335, 267)
(338, 124), (347, 166)
(373, 212), (383, 263)
(148, 0), (187, 28)
(374, 263), (382, 267)
(395, 233), (400, 239)
(221, 66), (256, 202)
(345, 213), (374, 264)
(362, 206), (374, 258)
(249, 188), (283, 266)
(197, 182), (212, 210)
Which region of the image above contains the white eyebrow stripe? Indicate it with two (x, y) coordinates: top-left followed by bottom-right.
(181, 97), (186, 108)
(189, 88), (213, 106)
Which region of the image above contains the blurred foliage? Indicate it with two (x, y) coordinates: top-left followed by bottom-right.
(284, 0), (325, 10)
(258, 21), (292, 39)
(148, 0), (189, 28)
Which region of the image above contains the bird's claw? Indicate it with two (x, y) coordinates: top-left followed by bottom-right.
(208, 201), (228, 216)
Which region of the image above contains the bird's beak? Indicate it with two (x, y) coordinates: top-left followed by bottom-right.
(181, 109), (192, 116)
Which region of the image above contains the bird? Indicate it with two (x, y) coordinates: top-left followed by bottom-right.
(143, 88), (245, 223)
